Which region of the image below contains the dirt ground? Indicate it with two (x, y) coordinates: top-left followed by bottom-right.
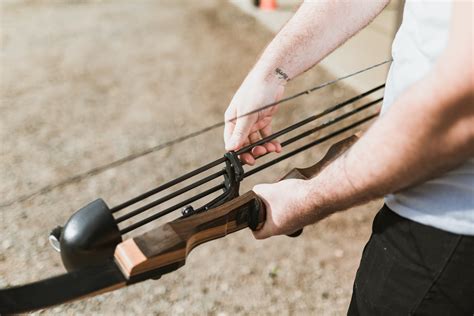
(0, 0), (386, 314)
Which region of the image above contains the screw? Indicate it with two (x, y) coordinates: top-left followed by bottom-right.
(181, 205), (194, 217)
(48, 226), (63, 252)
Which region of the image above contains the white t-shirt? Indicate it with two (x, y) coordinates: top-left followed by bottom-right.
(382, 0), (474, 235)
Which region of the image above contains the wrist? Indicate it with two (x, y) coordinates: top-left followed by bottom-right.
(250, 61), (290, 88)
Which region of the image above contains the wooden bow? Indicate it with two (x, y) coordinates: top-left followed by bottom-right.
(0, 134), (359, 314)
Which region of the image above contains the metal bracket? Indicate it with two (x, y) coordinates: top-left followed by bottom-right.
(181, 151), (243, 217)
(223, 151), (244, 184)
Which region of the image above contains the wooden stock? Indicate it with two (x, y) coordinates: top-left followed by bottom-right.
(114, 191), (265, 279)
(115, 134), (359, 279)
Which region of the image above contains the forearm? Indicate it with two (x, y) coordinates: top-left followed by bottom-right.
(298, 1), (474, 220)
(251, 1), (473, 239)
(223, 1), (388, 153)
(303, 68), (474, 221)
(251, 0), (389, 85)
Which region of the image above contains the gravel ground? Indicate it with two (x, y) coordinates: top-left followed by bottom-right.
(0, 1), (385, 314)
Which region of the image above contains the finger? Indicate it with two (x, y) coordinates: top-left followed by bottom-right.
(249, 131), (261, 143)
(224, 107), (236, 150)
(266, 139), (282, 153)
(248, 131), (267, 157)
(251, 185), (271, 239)
(262, 142), (276, 153)
(252, 229), (270, 240)
(260, 125), (280, 153)
(251, 146), (267, 157)
(252, 134), (275, 155)
(240, 152), (255, 166)
(238, 136), (256, 165)
(224, 121), (235, 151)
(273, 141), (282, 153)
(227, 116), (253, 151)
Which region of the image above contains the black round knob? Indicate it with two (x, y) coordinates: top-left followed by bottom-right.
(181, 205), (194, 217)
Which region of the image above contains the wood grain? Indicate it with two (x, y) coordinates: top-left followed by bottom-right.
(281, 134), (359, 181)
(114, 191), (264, 278)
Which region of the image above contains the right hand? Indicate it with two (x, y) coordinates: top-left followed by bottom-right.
(224, 72), (285, 165)
(252, 179), (311, 239)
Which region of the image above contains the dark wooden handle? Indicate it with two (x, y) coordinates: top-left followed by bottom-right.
(280, 134), (359, 181)
(279, 134), (359, 237)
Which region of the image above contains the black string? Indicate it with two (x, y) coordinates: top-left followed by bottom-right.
(280, 98), (382, 148)
(120, 183), (225, 234)
(243, 113), (379, 179)
(233, 60), (389, 119)
(235, 84), (384, 154)
(112, 84), (385, 216)
(118, 97), (382, 233)
(115, 170), (225, 223)
(110, 159), (226, 213)
(0, 60), (390, 209)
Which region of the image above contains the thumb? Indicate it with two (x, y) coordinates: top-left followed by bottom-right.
(251, 184), (272, 239)
(226, 116), (252, 151)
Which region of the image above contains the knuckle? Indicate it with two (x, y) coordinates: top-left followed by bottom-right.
(233, 128), (246, 137)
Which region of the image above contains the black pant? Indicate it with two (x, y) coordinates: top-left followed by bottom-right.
(348, 205), (474, 316)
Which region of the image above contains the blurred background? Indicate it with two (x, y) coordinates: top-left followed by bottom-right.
(1, 0), (401, 314)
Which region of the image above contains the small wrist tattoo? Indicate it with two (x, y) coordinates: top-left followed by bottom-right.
(275, 68), (290, 81)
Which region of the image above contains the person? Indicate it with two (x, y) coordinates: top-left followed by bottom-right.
(224, 1), (473, 314)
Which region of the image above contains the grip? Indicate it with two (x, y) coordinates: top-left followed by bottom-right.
(248, 195), (266, 231)
(250, 195), (303, 238)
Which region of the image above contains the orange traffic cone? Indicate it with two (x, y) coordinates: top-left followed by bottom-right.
(260, 0), (277, 11)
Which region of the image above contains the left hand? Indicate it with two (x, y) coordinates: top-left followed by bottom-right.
(224, 70), (284, 166)
(252, 179), (312, 239)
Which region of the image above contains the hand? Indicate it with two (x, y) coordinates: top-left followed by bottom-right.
(252, 179), (314, 239)
(224, 71), (285, 165)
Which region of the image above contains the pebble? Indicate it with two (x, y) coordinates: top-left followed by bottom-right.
(219, 283), (229, 292)
(2, 239), (12, 250)
(155, 285), (167, 295)
(294, 290), (303, 299)
(334, 249), (344, 258)
(172, 303), (185, 314)
(132, 303), (145, 314)
(240, 265), (251, 275)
